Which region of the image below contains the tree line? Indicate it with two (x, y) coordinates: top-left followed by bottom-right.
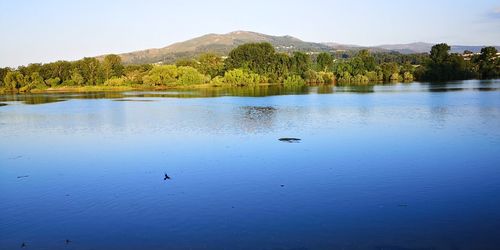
(1, 42), (498, 92)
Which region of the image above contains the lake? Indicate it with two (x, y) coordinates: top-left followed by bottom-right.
(1, 80), (500, 250)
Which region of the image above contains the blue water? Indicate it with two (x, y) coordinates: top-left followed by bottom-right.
(1, 80), (500, 250)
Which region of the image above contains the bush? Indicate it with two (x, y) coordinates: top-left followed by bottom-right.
(142, 65), (178, 86)
(104, 77), (128, 86)
(319, 71), (335, 84)
(403, 72), (414, 82)
(210, 76), (225, 85)
(45, 77), (61, 87)
(365, 71), (379, 82)
(337, 71), (352, 85)
(304, 69), (323, 84)
(390, 73), (402, 82)
(222, 69), (261, 86)
(283, 75), (306, 86)
(177, 66), (209, 85)
(4, 71), (25, 89)
(352, 74), (369, 85)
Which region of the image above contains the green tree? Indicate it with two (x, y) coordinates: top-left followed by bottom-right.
(75, 57), (102, 85)
(430, 43), (451, 64)
(142, 65), (178, 85)
(226, 42), (276, 75)
(0, 67), (11, 87)
(477, 46), (499, 79)
(197, 53), (224, 78)
(291, 52), (311, 78)
(4, 71), (25, 90)
(177, 66), (209, 85)
(70, 71), (85, 86)
(316, 52), (333, 71)
(29, 72), (46, 88)
(102, 54), (124, 80)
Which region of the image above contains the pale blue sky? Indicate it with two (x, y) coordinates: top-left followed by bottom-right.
(1, 0), (499, 67)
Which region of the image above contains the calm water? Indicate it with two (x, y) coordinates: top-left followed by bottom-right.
(1, 80), (500, 250)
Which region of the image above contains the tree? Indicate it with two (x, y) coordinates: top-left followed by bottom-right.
(380, 62), (399, 81)
(70, 71), (85, 86)
(197, 53), (224, 78)
(75, 57), (102, 85)
(356, 50), (376, 72)
(4, 71), (25, 89)
(291, 52), (311, 78)
(0, 67), (11, 87)
(477, 46), (499, 79)
(430, 43), (451, 64)
(226, 42), (276, 75)
(29, 72), (46, 88)
(268, 53), (292, 82)
(316, 52), (333, 71)
(424, 43), (473, 81)
(142, 65), (178, 85)
(177, 66), (209, 85)
(102, 54), (124, 80)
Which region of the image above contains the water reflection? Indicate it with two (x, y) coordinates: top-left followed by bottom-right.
(0, 80), (499, 105)
(1, 79), (500, 250)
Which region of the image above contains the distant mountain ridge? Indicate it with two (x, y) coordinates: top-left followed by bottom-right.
(106, 31), (499, 64)
(116, 31), (331, 64)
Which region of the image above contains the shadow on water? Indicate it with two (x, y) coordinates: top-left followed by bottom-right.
(0, 80), (499, 105)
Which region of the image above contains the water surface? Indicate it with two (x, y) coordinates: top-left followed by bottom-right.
(1, 80), (500, 250)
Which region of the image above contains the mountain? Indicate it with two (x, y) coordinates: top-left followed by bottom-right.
(373, 42), (499, 54)
(375, 42), (435, 54)
(116, 31), (332, 64)
(105, 31), (499, 64)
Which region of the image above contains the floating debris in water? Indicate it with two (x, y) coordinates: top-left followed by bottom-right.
(280, 184), (285, 187)
(65, 239), (72, 244)
(164, 173), (171, 180)
(17, 175), (29, 179)
(279, 138), (301, 143)
(21, 242), (26, 248)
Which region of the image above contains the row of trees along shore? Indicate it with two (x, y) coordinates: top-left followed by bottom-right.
(1, 43), (499, 93)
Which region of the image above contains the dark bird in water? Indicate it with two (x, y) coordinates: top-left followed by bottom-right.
(279, 138), (301, 143)
(21, 242), (26, 248)
(164, 173), (171, 180)
(65, 239), (71, 244)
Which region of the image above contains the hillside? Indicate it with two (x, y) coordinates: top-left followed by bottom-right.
(116, 31), (332, 64)
(374, 42), (499, 54)
(105, 31), (499, 64)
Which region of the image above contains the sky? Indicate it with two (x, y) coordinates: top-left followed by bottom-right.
(1, 0), (499, 67)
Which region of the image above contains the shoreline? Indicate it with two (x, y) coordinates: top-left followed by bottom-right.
(0, 82), (307, 94)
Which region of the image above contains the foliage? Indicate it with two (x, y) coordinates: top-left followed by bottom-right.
(45, 77), (61, 87)
(142, 65), (178, 85)
(102, 54), (124, 80)
(283, 75), (306, 86)
(221, 69), (262, 86)
(226, 43), (276, 75)
(475, 46), (499, 79)
(177, 66), (209, 85)
(2, 42), (498, 93)
(316, 52), (333, 71)
(4, 71), (25, 89)
(197, 53), (224, 78)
